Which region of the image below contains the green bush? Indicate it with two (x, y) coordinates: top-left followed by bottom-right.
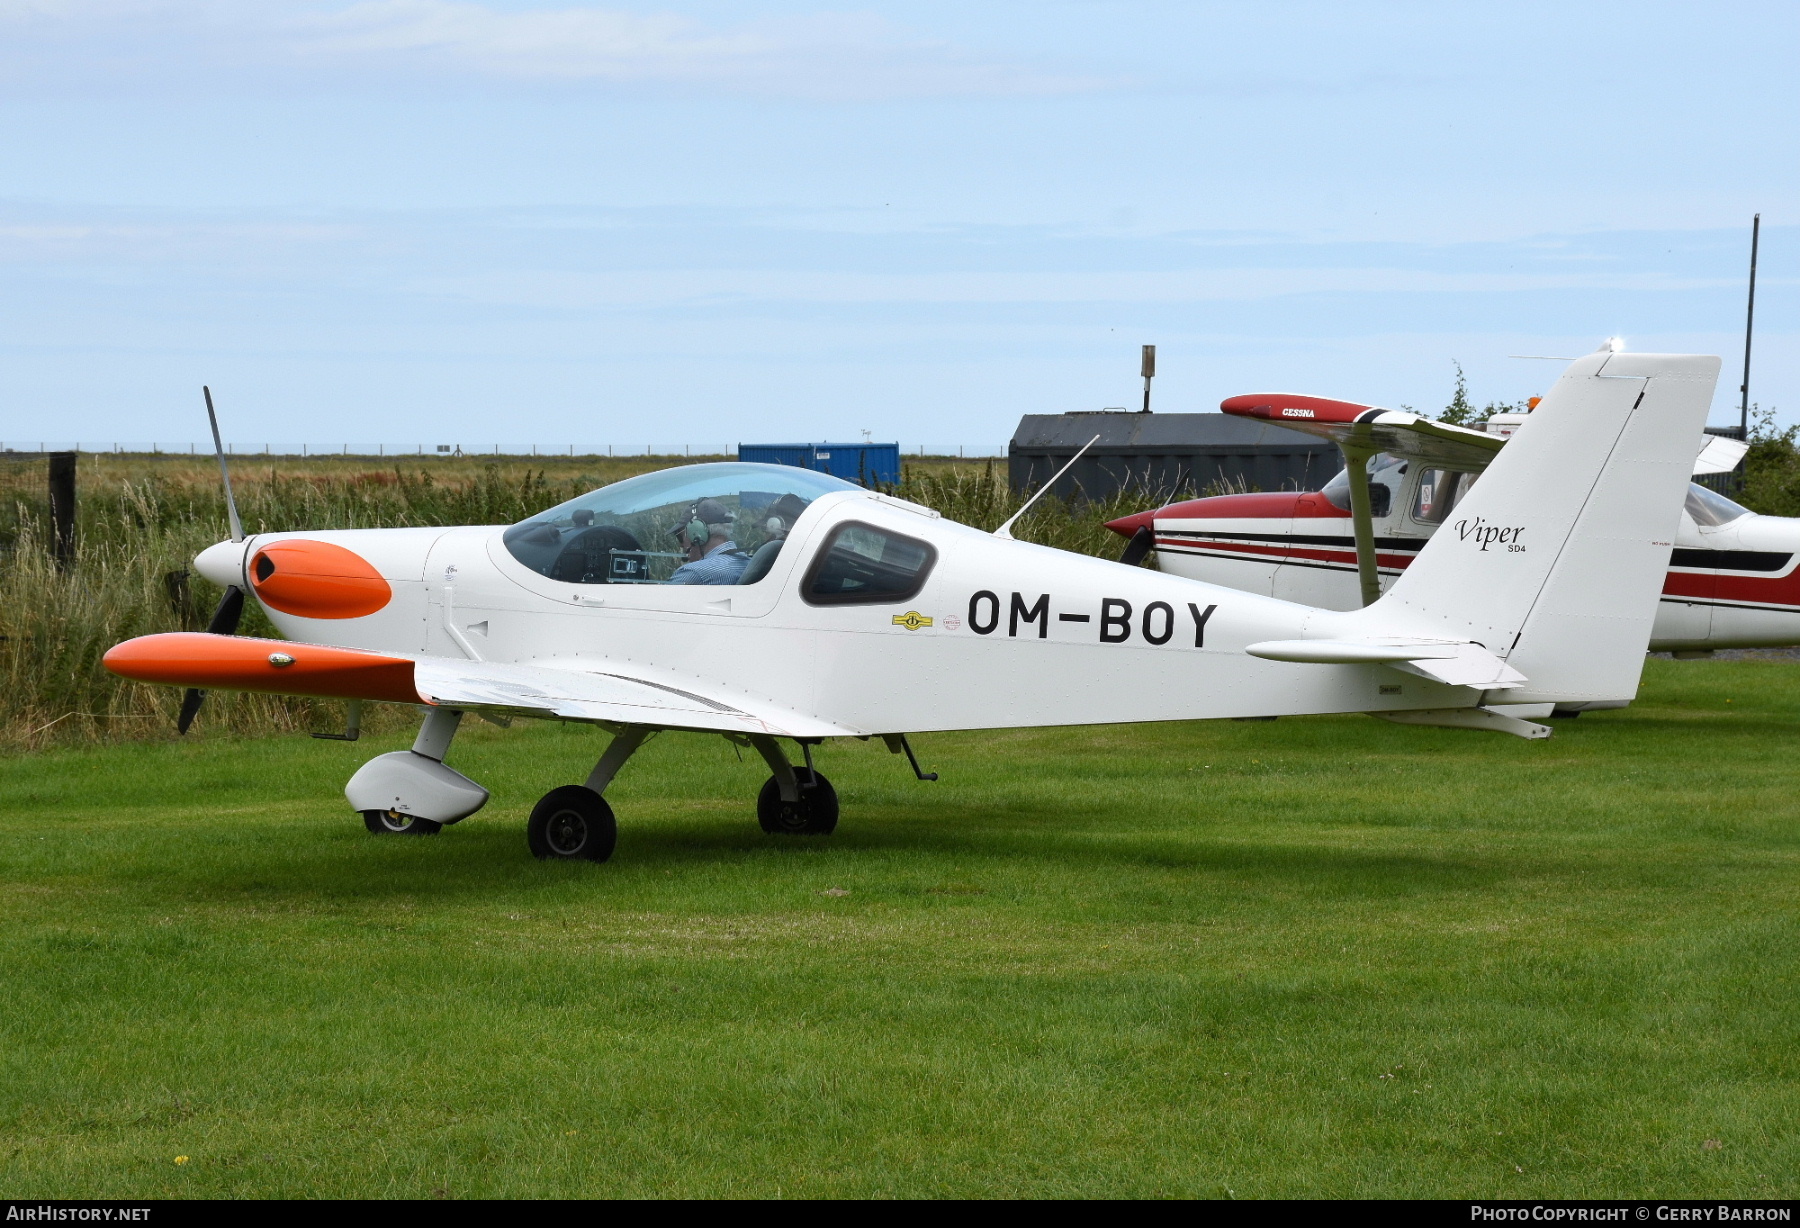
(1732, 408), (1800, 517)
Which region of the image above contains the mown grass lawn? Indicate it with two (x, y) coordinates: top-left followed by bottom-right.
(2, 659), (1797, 1198)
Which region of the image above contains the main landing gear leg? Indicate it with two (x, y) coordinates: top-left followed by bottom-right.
(526, 725), (653, 862)
(749, 736), (838, 835)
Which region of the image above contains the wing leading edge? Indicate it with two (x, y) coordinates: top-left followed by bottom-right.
(104, 632), (853, 738)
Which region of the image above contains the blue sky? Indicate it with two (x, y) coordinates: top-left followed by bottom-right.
(1, 0), (1794, 451)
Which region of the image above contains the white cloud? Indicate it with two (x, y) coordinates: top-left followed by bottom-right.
(0, 0), (1112, 99)
(298, 2), (778, 76)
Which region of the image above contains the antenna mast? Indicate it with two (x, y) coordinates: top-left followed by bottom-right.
(1740, 214), (1761, 438)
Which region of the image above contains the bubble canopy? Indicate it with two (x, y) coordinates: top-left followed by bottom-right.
(501, 462), (862, 585)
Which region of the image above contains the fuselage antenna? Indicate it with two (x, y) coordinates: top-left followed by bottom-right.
(994, 434), (1100, 541)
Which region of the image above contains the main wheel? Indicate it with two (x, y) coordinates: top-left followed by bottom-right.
(363, 809), (443, 836)
(527, 785), (617, 862)
(757, 769), (838, 835)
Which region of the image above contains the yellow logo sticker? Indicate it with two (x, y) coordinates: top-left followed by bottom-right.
(891, 610), (933, 631)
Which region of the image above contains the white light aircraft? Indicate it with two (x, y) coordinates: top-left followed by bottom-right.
(107, 348), (1719, 862)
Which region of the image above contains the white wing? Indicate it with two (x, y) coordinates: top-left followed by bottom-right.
(1694, 433), (1749, 476)
(412, 658), (858, 738)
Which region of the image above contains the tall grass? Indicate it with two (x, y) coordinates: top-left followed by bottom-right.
(0, 455), (1151, 750)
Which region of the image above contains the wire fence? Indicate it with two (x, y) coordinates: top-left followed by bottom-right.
(0, 442), (1011, 459)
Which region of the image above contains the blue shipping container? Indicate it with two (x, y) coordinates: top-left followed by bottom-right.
(738, 442), (900, 487)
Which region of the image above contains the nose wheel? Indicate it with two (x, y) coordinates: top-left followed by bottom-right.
(527, 785), (618, 862)
(757, 768), (838, 835)
(363, 810), (442, 836)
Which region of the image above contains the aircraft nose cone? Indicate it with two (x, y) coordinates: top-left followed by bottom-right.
(1104, 510), (1156, 539)
(195, 538), (248, 588)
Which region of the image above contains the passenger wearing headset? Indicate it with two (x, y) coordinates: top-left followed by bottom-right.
(668, 498), (751, 585)
(760, 493), (809, 541)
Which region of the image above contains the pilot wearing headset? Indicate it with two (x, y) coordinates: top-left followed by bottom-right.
(760, 493), (809, 542)
(668, 498), (751, 585)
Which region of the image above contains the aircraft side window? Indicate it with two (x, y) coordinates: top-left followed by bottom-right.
(802, 521), (936, 606)
(1413, 469), (1451, 523)
(1412, 469), (1478, 524)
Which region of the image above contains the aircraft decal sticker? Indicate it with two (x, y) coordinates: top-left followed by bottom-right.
(1452, 517), (1526, 552)
(966, 592), (1219, 646)
(891, 611), (933, 631)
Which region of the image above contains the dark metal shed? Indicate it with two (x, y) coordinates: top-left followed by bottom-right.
(1008, 412), (1341, 501)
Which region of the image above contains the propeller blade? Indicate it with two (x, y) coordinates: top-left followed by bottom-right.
(176, 584), (246, 734)
(1119, 525), (1155, 567)
(177, 383), (247, 739)
(177, 687), (207, 735)
(203, 386), (245, 543)
(206, 584), (245, 636)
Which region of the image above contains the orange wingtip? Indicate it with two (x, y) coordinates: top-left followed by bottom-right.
(103, 633), (420, 704)
(249, 539), (391, 620)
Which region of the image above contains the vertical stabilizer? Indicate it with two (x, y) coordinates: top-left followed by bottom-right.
(1335, 346), (1719, 704)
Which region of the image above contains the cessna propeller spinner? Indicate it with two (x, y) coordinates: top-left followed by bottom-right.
(106, 348), (1719, 862)
(1106, 349), (1783, 703)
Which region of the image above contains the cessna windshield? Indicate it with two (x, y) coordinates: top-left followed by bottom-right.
(1320, 454), (1407, 516)
(1684, 483), (1751, 528)
(502, 462), (861, 585)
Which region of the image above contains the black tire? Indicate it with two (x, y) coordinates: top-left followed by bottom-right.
(363, 809), (443, 836)
(757, 769), (838, 835)
(527, 785), (617, 862)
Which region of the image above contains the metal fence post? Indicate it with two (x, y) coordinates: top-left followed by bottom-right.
(48, 451), (77, 570)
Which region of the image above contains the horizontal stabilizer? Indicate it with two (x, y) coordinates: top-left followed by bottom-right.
(1247, 638), (1527, 690)
(1387, 643), (1528, 689)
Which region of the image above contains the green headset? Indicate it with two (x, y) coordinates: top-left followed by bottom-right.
(681, 503), (725, 550)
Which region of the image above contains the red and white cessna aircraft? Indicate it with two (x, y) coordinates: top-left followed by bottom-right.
(106, 346), (1717, 862)
(1107, 351), (1783, 685)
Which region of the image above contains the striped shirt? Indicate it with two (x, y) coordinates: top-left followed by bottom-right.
(669, 541), (750, 585)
